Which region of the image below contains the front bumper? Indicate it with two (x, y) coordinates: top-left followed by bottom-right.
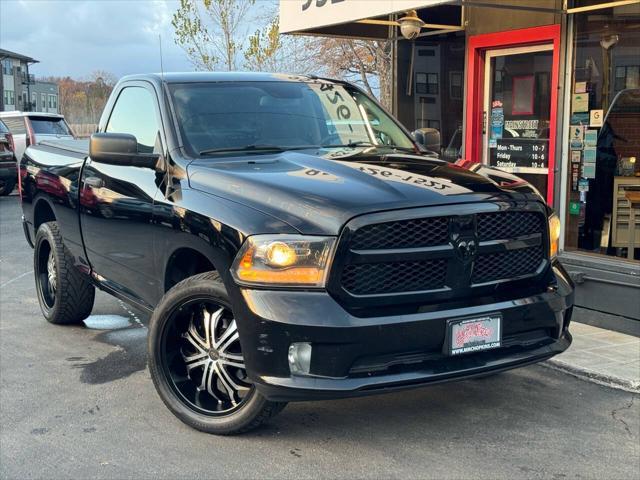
(232, 261), (574, 402)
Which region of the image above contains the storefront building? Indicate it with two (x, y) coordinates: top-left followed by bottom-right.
(280, 0), (640, 333)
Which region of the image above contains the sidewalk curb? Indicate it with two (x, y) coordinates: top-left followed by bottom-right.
(542, 359), (640, 394)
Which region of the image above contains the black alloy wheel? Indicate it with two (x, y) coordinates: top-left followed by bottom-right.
(36, 237), (57, 310)
(33, 221), (95, 324)
(161, 298), (253, 415)
(148, 271), (286, 435)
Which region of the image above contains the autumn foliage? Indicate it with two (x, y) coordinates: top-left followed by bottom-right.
(41, 71), (116, 125)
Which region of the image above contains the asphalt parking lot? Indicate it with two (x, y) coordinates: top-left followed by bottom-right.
(1, 193), (639, 480)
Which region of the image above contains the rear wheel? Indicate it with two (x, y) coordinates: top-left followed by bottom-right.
(34, 221), (95, 324)
(148, 271), (286, 435)
(0, 178), (15, 196)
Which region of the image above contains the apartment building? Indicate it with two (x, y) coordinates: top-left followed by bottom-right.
(0, 48), (58, 113)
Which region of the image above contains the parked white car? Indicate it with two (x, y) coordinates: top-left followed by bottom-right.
(0, 111), (74, 163)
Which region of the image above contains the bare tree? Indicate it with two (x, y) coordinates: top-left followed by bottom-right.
(312, 38), (393, 108)
(171, 1), (392, 107)
(172, 0), (255, 71)
(243, 16), (316, 74)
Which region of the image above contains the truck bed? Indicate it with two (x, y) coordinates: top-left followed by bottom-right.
(38, 138), (90, 156)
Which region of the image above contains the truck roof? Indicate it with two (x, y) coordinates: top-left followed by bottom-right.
(120, 71), (335, 85)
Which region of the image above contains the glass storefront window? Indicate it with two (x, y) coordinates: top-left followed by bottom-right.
(397, 33), (465, 161)
(565, 6), (640, 262)
(483, 46), (553, 198)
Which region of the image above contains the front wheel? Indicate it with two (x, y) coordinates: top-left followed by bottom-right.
(148, 271), (286, 435)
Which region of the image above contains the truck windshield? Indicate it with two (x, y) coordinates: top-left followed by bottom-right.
(169, 81), (416, 156)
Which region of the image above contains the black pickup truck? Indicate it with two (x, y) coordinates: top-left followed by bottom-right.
(20, 72), (573, 435)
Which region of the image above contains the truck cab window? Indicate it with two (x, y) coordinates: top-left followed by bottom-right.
(106, 86), (159, 153)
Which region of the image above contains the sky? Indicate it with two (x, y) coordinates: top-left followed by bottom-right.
(0, 0), (243, 80)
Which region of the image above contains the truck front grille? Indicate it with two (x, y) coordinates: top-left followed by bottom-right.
(341, 259), (448, 295)
(477, 211), (544, 240)
(350, 216), (449, 250)
(332, 206), (548, 301)
(471, 245), (544, 284)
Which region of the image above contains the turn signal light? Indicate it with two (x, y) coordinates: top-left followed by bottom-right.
(548, 213), (561, 259)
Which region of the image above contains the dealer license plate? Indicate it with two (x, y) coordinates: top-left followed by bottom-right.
(446, 314), (502, 356)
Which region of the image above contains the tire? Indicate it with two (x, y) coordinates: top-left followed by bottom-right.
(148, 271), (286, 435)
(34, 221), (95, 324)
(0, 178), (16, 196)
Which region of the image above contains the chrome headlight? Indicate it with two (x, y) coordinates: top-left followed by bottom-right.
(231, 235), (336, 287)
(548, 213), (561, 259)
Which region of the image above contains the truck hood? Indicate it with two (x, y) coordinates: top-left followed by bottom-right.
(187, 148), (542, 235)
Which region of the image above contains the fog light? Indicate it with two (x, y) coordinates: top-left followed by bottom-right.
(288, 342), (312, 375)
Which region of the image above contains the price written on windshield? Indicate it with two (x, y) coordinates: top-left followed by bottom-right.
(321, 85), (352, 121)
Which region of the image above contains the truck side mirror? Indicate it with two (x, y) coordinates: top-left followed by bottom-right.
(90, 132), (159, 169)
(412, 128), (441, 154)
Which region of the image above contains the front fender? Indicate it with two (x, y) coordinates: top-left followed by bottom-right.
(152, 187), (299, 305)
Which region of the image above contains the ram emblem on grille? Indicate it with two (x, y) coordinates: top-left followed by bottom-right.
(453, 238), (478, 264)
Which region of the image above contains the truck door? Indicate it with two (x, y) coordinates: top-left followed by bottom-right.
(79, 82), (163, 307)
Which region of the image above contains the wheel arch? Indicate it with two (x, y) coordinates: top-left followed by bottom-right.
(33, 197), (57, 231)
(163, 246), (222, 293)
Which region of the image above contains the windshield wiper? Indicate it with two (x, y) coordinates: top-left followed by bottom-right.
(199, 144), (323, 155)
(320, 141), (375, 148)
(199, 144), (287, 155)
(320, 142), (416, 152)
(386, 145), (419, 153)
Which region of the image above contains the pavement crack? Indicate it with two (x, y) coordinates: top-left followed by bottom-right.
(611, 396), (635, 437)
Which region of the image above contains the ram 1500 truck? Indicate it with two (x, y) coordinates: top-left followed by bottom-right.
(20, 72), (573, 435)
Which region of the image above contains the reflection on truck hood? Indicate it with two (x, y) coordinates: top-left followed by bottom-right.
(187, 149), (541, 235)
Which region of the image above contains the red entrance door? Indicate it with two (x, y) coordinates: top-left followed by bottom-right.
(464, 25), (561, 205)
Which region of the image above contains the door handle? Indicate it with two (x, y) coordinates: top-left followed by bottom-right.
(84, 177), (104, 189)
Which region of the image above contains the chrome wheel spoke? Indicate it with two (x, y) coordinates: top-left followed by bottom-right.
(208, 307), (224, 347)
(214, 318), (237, 349)
(183, 350), (208, 363)
(202, 309), (212, 349)
(204, 362), (222, 401)
(199, 308), (214, 349)
(218, 329), (239, 355)
(214, 363), (237, 404)
(197, 361), (210, 391)
(219, 358), (246, 370)
(183, 353), (208, 373)
(184, 320), (208, 352)
(220, 351), (243, 362)
(218, 363), (249, 392)
(47, 252), (56, 293)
